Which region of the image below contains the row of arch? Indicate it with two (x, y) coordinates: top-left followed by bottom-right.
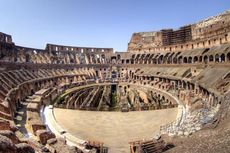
(128, 51), (230, 64)
(4, 71), (96, 119)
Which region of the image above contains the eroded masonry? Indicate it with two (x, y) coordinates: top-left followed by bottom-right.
(0, 10), (230, 153)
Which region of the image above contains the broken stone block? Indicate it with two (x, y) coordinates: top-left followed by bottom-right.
(36, 130), (56, 145)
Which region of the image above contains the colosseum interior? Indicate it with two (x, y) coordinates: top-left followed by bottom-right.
(0, 9), (230, 153)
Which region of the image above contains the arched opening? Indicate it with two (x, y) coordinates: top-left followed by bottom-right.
(162, 55), (168, 64)
(188, 57), (192, 63)
(117, 54), (121, 60)
(131, 54), (135, 59)
(151, 58), (156, 64)
(158, 55), (164, 64)
(183, 57), (188, 63)
(101, 54), (106, 63)
(209, 55), (214, 62)
(144, 59), (148, 64)
(31, 89), (34, 95)
(215, 54), (219, 62)
(168, 56), (173, 64)
(182, 81), (186, 89)
(111, 56), (116, 64)
(193, 56), (198, 63)
(178, 56), (183, 64)
(220, 53), (225, 62)
(203, 55), (208, 64)
(227, 52), (230, 61)
(131, 59), (134, 64)
(148, 55), (153, 64)
(25, 54), (30, 62)
(173, 57), (177, 64)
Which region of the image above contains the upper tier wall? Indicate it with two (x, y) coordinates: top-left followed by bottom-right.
(0, 32), (13, 44)
(46, 44), (113, 54)
(1, 42), (230, 66)
(128, 10), (230, 52)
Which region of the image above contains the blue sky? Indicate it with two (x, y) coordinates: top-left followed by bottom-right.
(0, 0), (230, 51)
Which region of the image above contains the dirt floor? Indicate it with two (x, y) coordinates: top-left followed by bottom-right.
(54, 108), (178, 153)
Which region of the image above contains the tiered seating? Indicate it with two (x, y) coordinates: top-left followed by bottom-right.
(0, 68), (96, 120)
(134, 66), (230, 94)
(130, 65), (230, 137)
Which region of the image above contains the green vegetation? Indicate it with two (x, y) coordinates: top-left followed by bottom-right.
(111, 92), (117, 107)
(51, 93), (66, 105)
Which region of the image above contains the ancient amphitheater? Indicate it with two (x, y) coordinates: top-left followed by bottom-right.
(0, 10), (230, 153)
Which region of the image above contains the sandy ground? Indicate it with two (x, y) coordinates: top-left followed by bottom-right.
(54, 108), (177, 153)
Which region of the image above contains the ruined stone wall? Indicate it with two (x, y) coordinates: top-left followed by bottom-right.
(128, 10), (230, 52)
(0, 32), (13, 44)
(191, 10), (230, 40)
(46, 43), (113, 53)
